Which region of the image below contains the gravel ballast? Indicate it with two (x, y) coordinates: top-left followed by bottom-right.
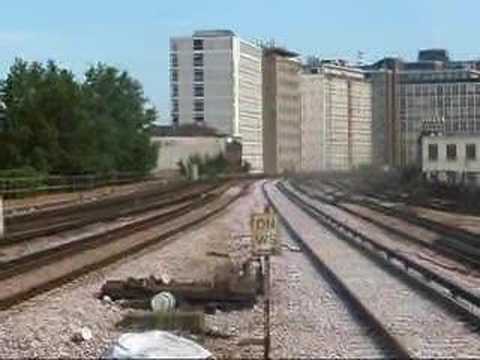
(266, 182), (480, 358)
(270, 225), (386, 358)
(0, 182), (260, 358)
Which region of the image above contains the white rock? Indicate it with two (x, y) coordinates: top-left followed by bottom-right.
(160, 273), (171, 285)
(72, 327), (93, 343)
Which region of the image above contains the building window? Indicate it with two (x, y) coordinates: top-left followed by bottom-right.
(170, 41), (177, 52)
(193, 99), (204, 112)
(172, 99), (179, 113)
(171, 70), (178, 82)
(170, 53), (178, 68)
(172, 114), (179, 124)
(437, 86), (443, 96)
(194, 69), (204, 82)
(446, 144), (457, 161)
(428, 144), (438, 161)
(466, 144), (476, 160)
(193, 39), (204, 51)
(194, 115), (204, 123)
(193, 84), (204, 97)
(171, 84), (178, 97)
(193, 53), (203, 67)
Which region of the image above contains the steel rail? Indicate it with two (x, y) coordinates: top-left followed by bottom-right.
(0, 181), (250, 310)
(290, 180), (480, 268)
(1, 182), (219, 245)
(278, 182), (480, 319)
(261, 181), (410, 359)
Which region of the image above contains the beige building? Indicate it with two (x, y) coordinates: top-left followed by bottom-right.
(262, 48), (302, 175)
(301, 62), (373, 171)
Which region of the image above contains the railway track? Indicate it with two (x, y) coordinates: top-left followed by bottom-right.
(283, 181), (480, 311)
(265, 181), (480, 357)
(295, 179), (480, 269)
(314, 176), (468, 215)
(1, 180), (215, 244)
(263, 183), (409, 359)
(3, 178), (174, 217)
(0, 180), (250, 310)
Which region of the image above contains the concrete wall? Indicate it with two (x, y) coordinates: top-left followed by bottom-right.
(237, 39), (264, 173)
(263, 52), (302, 175)
(301, 65), (373, 172)
(151, 136), (226, 173)
(170, 36), (234, 134)
(263, 54), (278, 174)
(300, 75), (323, 172)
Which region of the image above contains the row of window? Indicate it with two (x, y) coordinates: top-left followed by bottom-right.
(170, 39), (204, 52)
(171, 99), (205, 113)
(171, 69), (204, 83)
(170, 53), (204, 69)
(401, 84), (480, 97)
(171, 84), (204, 98)
(428, 143), (477, 161)
(401, 96), (480, 107)
(171, 113), (205, 124)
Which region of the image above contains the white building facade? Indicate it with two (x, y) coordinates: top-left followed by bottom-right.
(422, 134), (480, 186)
(170, 30), (263, 172)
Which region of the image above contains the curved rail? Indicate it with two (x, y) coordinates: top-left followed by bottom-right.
(290, 180), (480, 268)
(2, 181), (220, 244)
(262, 181), (410, 359)
(0, 181), (250, 310)
(278, 181), (480, 319)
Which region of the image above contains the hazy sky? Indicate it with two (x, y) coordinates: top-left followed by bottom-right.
(1, 0), (479, 123)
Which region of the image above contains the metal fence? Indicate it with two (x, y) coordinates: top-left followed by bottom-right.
(0, 173), (154, 198)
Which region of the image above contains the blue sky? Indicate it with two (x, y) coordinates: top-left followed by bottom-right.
(1, 0), (479, 123)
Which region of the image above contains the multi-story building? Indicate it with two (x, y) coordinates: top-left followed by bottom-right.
(366, 50), (480, 168)
(169, 30), (263, 172)
(262, 47), (302, 175)
(301, 62), (373, 171)
(398, 69), (480, 166)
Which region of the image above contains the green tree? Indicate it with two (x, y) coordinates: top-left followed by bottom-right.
(82, 63), (157, 174)
(0, 59), (158, 175)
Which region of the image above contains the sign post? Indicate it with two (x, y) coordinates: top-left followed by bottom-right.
(0, 196), (4, 239)
(251, 207), (277, 360)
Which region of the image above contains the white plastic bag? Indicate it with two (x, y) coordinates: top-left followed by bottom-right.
(102, 330), (211, 359)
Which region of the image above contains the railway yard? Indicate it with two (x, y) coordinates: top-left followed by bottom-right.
(0, 176), (480, 358)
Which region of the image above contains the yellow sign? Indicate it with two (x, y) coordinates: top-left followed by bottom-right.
(251, 209), (278, 255)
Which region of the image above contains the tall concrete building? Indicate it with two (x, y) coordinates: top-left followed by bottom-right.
(368, 67), (401, 168)
(301, 62), (373, 171)
(262, 47), (302, 175)
(170, 30), (263, 172)
(366, 50), (480, 167)
(397, 70), (480, 166)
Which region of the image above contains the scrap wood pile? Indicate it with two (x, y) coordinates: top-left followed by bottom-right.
(100, 263), (262, 310)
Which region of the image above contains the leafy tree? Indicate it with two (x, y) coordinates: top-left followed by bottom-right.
(82, 63), (157, 174)
(0, 59), (157, 175)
